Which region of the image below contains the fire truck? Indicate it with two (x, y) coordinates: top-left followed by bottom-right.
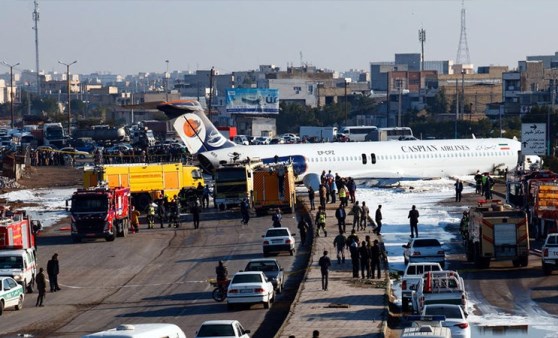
(67, 186), (131, 242)
(461, 200), (529, 268)
(252, 163), (296, 216)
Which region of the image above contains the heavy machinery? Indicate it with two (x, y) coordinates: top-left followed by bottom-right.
(213, 161), (256, 210)
(461, 200), (529, 268)
(83, 163), (204, 210)
(252, 163), (296, 216)
(67, 186), (131, 242)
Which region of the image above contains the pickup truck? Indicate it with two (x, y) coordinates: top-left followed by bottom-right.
(400, 262), (443, 312)
(542, 233), (558, 275)
(411, 270), (468, 314)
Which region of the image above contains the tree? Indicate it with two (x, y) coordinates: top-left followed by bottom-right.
(428, 88), (449, 115)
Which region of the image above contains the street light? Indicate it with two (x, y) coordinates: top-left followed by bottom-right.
(58, 60), (77, 136)
(2, 61), (20, 129)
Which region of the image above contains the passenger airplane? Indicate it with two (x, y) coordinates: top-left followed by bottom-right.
(158, 100), (522, 187)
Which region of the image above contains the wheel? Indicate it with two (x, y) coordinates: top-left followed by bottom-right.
(15, 295), (23, 310)
(402, 297), (410, 312)
(212, 287), (227, 302)
(26, 279), (34, 294)
(543, 263), (553, 275)
(512, 259), (520, 268)
(519, 256), (529, 267)
(106, 234), (115, 242)
(0, 300), (4, 316)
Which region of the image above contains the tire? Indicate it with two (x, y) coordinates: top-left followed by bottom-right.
(519, 256), (529, 267)
(0, 300), (4, 316)
(15, 295), (23, 310)
(543, 263), (553, 276)
(26, 279), (34, 294)
(512, 259), (520, 268)
(106, 234), (115, 242)
(212, 287), (227, 302)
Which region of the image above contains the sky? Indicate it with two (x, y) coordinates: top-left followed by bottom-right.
(1, 0), (558, 76)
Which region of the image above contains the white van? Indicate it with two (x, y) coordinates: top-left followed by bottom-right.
(82, 323), (186, 338)
(0, 248), (37, 293)
(338, 126), (377, 142)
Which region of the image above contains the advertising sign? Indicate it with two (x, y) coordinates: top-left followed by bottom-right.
(226, 88), (279, 114)
(521, 123), (546, 155)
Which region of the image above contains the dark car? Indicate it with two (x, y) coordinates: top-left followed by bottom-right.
(244, 258), (285, 293)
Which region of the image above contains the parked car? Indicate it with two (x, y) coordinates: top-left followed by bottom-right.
(253, 136), (271, 145)
(105, 143), (133, 154)
(403, 238), (445, 267)
(233, 135), (250, 145)
(226, 271), (274, 310)
(0, 277), (24, 315)
(262, 227), (296, 256)
(244, 258), (284, 293)
(195, 320), (251, 338)
(422, 304), (471, 338)
(269, 137), (285, 145)
(59, 147), (91, 159)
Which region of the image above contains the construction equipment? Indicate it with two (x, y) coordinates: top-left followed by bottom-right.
(461, 200), (529, 268)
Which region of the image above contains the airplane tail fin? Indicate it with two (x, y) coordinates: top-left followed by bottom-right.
(157, 100), (236, 155)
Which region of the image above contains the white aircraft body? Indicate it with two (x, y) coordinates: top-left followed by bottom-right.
(158, 100), (522, 186)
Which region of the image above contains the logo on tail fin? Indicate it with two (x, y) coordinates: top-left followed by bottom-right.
(173, 113), (234, 155)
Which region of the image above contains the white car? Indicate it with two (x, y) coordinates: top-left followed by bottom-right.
(422, 304), (471, 338)
(253, 136), (271, 145)
(0, 277), (24, 315)
(262, 227), (296, 256)
(403, 238), (445, 268)
(195, 320), (250, 338)
(226, 271), (274, 310)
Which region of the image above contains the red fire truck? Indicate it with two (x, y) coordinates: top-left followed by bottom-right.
(67, 186), (131, 242)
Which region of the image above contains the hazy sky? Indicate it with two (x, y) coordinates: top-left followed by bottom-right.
(1, 0), (557, 76)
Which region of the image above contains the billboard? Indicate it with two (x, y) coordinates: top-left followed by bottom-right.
(226, 88), (279, 114)
(521, 123), (546, 155)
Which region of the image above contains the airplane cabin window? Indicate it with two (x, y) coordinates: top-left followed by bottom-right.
(371, 153), (376, 164)
(361, 154), (367, 164)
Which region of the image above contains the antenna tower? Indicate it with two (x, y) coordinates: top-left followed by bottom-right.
(456, 0), (470, 65)
(33, 0), (40, 94)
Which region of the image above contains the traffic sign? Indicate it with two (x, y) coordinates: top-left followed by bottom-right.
(521, 123), (546, 155)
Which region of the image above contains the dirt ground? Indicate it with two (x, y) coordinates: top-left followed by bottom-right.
(17, 165), (83, 189)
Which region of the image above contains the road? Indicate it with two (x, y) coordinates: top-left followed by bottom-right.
(1, 209), (306, 338)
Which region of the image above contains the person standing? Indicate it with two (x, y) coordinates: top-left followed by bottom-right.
(455, 179), (464, 202)
(485, 174), (494, 200)
(358, 241), (371, 279)
(297, 218), (309, 246)
(370, 239), (383, 279)
(130, 206), (140, 233)
(351, 201), (362, 231)
(47, 253), (60, 292)
(333, 230), (347, 264)
(147, 203), (156, 229)
(335, 203), (347, 233)
(338, 185), (348, 208)
(156, 198), (166, 228)
(360, 201), (369, 231)
(474, 170), (483, 194)
(319, 183), (327, 209)
(308, 186), (315, 211)
(272, 208), (283, 227)
(191, 201), (201, 229)
(374, 205), (383, 235)
(348, 235), (360, 278)
(315, 206), (327, 237)
(330, 179), (337, 204)
(347, 177), (356, 204)
(318, 250), (331, 291)
(240, 198), (250, 225)
(408, 205), (419, 238)
(35, 267), (46, 307)
(202, 185), (210, 209)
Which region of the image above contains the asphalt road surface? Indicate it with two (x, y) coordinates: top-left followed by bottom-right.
(1, 210), (306, 338)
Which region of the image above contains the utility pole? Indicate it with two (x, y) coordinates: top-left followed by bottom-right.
(33, 0), (40, 95)
(418, 28), (426, 71)
(208, 67), (215, 120)
(2, 61), (20, 129)
(344, 79), (348, 125)
(461, 70), (466, 117)
(455, 78), (459, 139)
(58, 60), (77, 136)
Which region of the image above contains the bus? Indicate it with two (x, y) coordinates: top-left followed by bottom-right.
(365, 127), (415, 141)
(338, 126), (378, 142)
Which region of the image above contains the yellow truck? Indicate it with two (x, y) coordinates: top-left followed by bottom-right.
(83, 163), (204, 210)
(252, 163), (296, 216)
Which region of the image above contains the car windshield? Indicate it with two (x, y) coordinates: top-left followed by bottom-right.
(246, 261), (279, 272)
(424, 306), (463, 319)
(0, 256), (23, 269)
(72, 196), (108, 212)
(413, 239), (441, 247)
(197, 324), (235, 337)
(232, 274), (263, 284)
(266, 229), (289, 237)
